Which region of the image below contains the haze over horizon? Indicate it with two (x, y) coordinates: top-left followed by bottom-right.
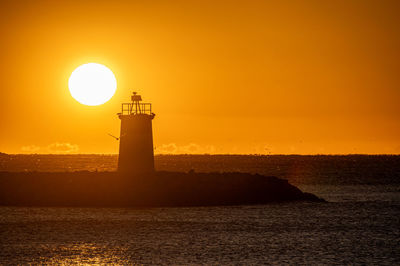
(1, 0), (399, 155)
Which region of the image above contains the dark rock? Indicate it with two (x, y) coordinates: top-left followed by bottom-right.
(0, 171), (325, 207)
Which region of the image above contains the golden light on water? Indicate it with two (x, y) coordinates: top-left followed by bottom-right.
(68, 63), (117, 106)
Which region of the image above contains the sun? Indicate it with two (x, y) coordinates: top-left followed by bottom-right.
(68, 63), (117, 106)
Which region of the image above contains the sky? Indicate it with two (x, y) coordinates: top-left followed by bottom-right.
(0, 0), (399, 154)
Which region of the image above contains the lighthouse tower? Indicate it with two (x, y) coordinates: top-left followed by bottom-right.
(117, 92), (155, 174)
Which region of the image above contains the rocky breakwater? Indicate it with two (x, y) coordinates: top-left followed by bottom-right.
(0, 171), (324, 207)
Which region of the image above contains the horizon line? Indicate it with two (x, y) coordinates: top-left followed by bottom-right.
(2, 153), (400, 156)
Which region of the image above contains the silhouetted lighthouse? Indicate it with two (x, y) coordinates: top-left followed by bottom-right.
(117, 92), (155, 174)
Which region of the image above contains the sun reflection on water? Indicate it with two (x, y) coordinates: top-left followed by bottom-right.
(39, 244), (129, 264)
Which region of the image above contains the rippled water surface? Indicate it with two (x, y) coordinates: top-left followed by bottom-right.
(0, 155), (399, 264)
(1, 203), (399, 265)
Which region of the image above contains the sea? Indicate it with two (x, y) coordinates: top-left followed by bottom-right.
(0, 154), (399, 264)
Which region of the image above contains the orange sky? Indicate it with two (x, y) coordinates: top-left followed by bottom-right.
(0, 0), (399, 154)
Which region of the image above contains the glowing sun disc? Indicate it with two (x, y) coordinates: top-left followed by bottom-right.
(68, 63), (117, 106)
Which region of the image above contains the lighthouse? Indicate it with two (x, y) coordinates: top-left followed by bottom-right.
(117, 92), (155, 174)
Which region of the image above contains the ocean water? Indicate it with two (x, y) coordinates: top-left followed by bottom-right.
(0, 155), (399, 264)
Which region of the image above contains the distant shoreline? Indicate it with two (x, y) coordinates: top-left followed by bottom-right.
(2, 153), (400, 156)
